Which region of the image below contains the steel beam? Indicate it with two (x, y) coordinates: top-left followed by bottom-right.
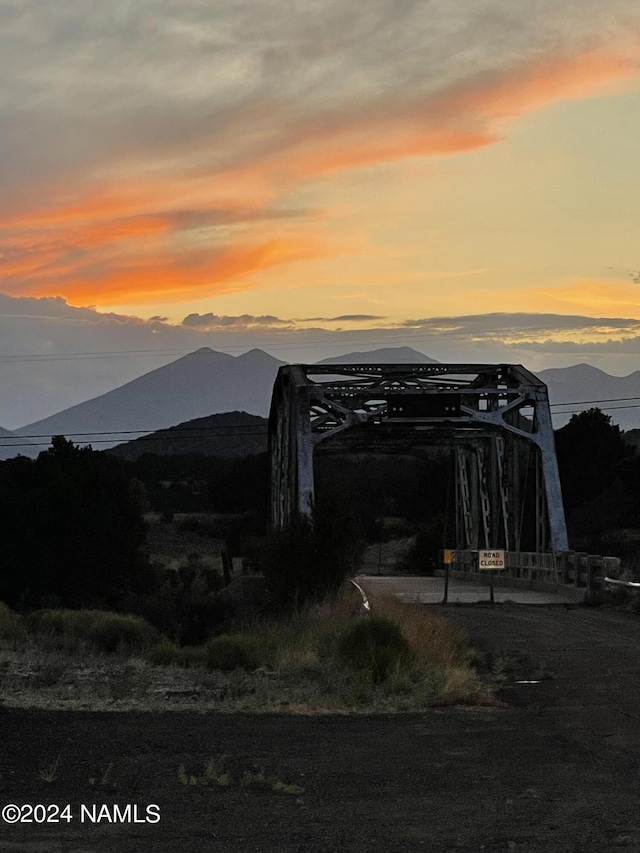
(268, 362), (568, 552)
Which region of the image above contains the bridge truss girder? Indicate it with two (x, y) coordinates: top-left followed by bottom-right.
(268, 363), (568, 553)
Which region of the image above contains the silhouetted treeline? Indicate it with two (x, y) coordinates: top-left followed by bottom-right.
(3, 408), (640, 615)
(0, 436), (149, 609)
(126, 451), (269, 523)
(555, 408), (640, 556)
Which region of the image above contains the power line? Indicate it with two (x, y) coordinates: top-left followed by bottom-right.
(9, 395), (640, 439)
(3, 393), (640, 451)
(0, 432), (269, 450)
(549, 396), (640, 407)
(0, 424), (268, 450)
(7, 424), (267, 440)
(551, 403), (640, 415)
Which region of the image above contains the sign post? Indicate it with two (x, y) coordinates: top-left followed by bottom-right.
(477, 550), (506, 606)
(441, 549), (454, 604)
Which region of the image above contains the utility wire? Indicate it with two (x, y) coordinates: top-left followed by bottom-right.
(6, 424), (268, 440)
(0, 430), (270, 450)
(549, 396), (640, 407)
(3, 395), (640, 450)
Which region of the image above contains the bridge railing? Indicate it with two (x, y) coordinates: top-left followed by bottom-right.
(556, 552), (621, 590)
(448, 550), (621, 592)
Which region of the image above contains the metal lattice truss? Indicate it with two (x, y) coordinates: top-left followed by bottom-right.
(268, 363), (568, 552)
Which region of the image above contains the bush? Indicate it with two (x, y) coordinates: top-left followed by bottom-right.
(259, 511), (363, 613)
(134, 587), (233, 646)
(89, 613), (160, 654)
(177, 645), (208, 668)
(146, 642), (208, 669)
(27, 609), (160, 655)
(146, 641), (181, 667)
(336, 615), (415, 684)
(206, 634), (271, 671)
(0, 601), (25, 642)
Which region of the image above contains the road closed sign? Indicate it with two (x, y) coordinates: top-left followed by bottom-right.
(478, 549), (506, 570)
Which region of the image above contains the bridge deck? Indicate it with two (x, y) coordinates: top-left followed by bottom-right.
(358, 573), (582, 604)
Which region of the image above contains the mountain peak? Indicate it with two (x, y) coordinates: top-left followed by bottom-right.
(235, 348), (283, 364)
(540, 362), (610, 378)
(318, 346), (438, 365)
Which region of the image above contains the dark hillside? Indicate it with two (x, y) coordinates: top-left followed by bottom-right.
(109, 411), (267, 460)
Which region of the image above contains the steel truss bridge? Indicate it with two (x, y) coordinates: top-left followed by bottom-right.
(268, 363), (568, 554)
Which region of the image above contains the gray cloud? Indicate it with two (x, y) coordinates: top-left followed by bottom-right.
(182, 312), (293, 329)
(402, 312), (640, 333)
(299, 314), (386, 323)
(4, 294), (640, 428)
(181, 311), (385, 329)
(2, 0), (638, 202)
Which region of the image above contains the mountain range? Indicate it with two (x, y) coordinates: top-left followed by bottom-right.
(2, 347), (640, 459)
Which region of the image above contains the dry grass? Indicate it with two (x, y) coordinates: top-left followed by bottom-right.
(0, 586), (487, 713)
(224, 586), (486, 707)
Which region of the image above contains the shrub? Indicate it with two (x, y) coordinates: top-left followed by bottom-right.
(146, 643), (207, 668)
(259, 498), (366, 613)
(206, 634), (271, 671)
(146, 641), (181, 666)
(177, 645), (208, 668)
(336, 615), (414, 684)
(0, 601), (25, 642)
(27, 609), (160, 655)
(89, 612), (160, 654)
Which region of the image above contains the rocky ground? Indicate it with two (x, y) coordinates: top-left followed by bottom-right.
(2, 601), (640, 852)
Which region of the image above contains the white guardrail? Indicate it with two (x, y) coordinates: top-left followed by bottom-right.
(604, 577), (640, 589)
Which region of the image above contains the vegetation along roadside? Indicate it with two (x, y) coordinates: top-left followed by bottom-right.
(0, 588), (486, 713)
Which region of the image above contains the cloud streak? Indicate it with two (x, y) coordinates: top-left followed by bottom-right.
(1, 1), (639, 307)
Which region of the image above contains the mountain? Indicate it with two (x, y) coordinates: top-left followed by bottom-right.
(0, 425), (19, 461)
(108, 411), (267, 460)
(538, 364), (640, 431)
(319, 346), (438, 364)
(11, 346), (439, 456)
(14, 348), (284, 451)
(9, 347), (640, 460)
(0, 425), (38, 460)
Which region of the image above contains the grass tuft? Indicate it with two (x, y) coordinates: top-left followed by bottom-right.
(26, 609), (160, 655)
(206, 634), (273, 672)
(0, 585), (486, 712)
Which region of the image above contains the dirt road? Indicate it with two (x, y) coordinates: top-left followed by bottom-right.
(2, 602), (640, 852)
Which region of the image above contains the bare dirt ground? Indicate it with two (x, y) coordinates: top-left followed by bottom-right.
(2, 602), (640, 852)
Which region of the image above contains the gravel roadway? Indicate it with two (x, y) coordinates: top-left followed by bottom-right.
(2, 602), (640, 853)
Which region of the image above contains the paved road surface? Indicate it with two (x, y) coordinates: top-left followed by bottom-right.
(358, 573), (580, 605)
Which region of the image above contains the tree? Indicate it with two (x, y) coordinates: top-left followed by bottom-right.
(555, 409), (638, 549)
(555, 408), (634, 515)
(0, 437), (149, 609)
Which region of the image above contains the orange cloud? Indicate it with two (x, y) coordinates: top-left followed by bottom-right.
(445, 48), (634, 121)
(27, 236), (324, 306)
(2, 40), (639, 306)
(460, 277), (640, 319)
(260, 46), (638, 183)
(528, 278), (640, 316)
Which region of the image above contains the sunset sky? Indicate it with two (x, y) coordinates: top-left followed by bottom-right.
(2, 0), (640, 427)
